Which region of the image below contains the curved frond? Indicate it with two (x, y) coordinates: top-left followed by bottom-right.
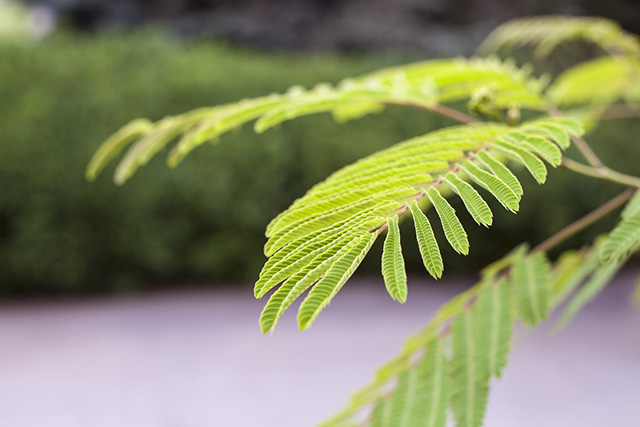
(460, 161), (519, 211)
(297, 232), (377, 330)
(252, 119), (578, 330)
(555, 256), (626, 331)
(473, 278), (513, 378)
(85, 118), (152, 181)
(381, 217), (408, 303)
(450, 308), (489, 427)
(550, 248), (597, 308)
(548, 56), (640, 107)
(622, 190), (640, 219)
(86, 57), (549, 185)
(368, 338), (448, 427)
(320, 234), (631, 427)
(511, 252), (551, 325)
(478, 15), (640, 59)
(600, 210), (640, 263)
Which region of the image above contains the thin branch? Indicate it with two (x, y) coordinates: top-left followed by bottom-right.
(390, 101), (482, 124)
(561, 158), (640, 188)
(533, 189), (635, 253)
(597, 104), (640, 120)
(427, 104), (482, 125)
(569, 134), (605, 169)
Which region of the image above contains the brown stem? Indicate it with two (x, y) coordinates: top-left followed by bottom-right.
(532, 189), (635, 253)
(390, 101), (482, 125)
(561, 158), (640, 188)
(597, 104), (640, 120)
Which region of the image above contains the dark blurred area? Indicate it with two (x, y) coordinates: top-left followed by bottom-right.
(1, 0), (640, 296)
(18, 0), (640, 53)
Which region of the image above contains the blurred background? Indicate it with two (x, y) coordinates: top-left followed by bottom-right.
(1, 0), (639, 426)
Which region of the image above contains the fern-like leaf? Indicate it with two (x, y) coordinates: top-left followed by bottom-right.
(475, 151), (523, 200)
(410, 201), (444, 279)
(478, 15), (640, 59)
(555, 257), (626, 331)
(297, 232), (377, 330)
(460, 161), (519, 212)
(449, 307), (489, 427)
(87, 57), (551, 185)
(494, 136), (548, 184)
(548, 56), (640, 107)
(85, 118), (152, 181)
(443, 172), (493, 227)
(427, 187), (469, 255)
(511, 252), (551, 325)
(381, 217), (408, 303)
(473, 278), (513, 378)
(549, 248), (597, 309)
(622, 191), (640, 219)
(600, 210), (640, 263)
(415, 338), (449, 427)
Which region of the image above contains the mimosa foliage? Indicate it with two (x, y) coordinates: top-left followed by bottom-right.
(478, 15), (640, 59)
(320, 237), (634, 427)
(88, 14), (640, 427)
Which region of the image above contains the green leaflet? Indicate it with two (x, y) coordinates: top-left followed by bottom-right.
(449, 308), (490, 427)
(270, 174), (429, 235)
(256, 215), (383, 297)
(494, 137), (547, 184)
(443, 172), (493, 227)
(600, 210), (640, 263)
(427, 187), (469, 255)
(475, 151), (523, 200)
(370, 399), (392, 427)
(555, 257), (625, 331)
(525, 124), (571, 150)
(543, 117), (584, 137)
(461, 161), (519, 212)
(297, 232), (377, 330)
(416, 339), (448, 427)
(410, 201), (444, 279)
(386, 371), (418, 427)
(332, 101), (385, 123)
(264, 197), (402, 256)
(511, 252), (551, 326)
(473, 278), (513, 378)
(85, 118), (152, 181)
(368, 339), (448, 427)
(382, 217), (408, 303)
(169, 96), (286, 166)
(259, 235), (356, 333)
(253, 83), (437, 134)
(516, 133), (563, 167)
(622, 191), (640, 219)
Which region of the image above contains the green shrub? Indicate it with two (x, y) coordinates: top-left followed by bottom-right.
(1, 30), (637, 294)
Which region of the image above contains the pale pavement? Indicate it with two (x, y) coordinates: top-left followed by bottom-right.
(0, 271), (638, 427)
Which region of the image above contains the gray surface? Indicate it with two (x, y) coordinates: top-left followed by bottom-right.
(0, 271), (639, 427)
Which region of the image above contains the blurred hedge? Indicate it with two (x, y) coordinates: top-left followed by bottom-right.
(0, 32), (638, 295)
